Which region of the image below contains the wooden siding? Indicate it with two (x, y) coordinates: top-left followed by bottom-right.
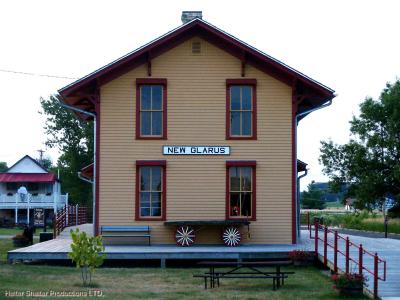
(99, 37), (292, 244)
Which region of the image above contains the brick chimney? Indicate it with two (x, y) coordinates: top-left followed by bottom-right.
(181, 11), (202, 24)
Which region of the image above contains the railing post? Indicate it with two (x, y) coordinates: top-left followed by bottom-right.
(27, 194), (30, 226)
(61, 206), (68, 231)
(334, 230), (338, 273)
(359, 244), (363, 275)
(314, 219), (319, 256)
(65, 206), (67, 227)
(324, 226), (328, 266)
(374, 253), (378, 299)
(53, 215), (56, 238)
(345, 237), (350, 274)
(76, 204), (79, 225)
(15, 194), (18, 225)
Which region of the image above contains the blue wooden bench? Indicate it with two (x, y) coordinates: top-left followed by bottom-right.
(100, 225), (151, 245)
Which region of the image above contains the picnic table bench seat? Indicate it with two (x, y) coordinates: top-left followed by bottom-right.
(194, 260), (294, 290)
(100, 225), (151, 245)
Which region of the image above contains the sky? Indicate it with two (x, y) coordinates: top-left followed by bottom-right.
(0, 0), (399, 191)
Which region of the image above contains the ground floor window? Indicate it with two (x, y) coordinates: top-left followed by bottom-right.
(135, 161), (166, 221)
(226, 161), (256, 220)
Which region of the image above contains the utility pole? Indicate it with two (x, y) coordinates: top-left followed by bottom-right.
(37, 149), (45, 164)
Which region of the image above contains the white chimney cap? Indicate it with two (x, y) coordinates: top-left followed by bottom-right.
(181, 11), (202, 24)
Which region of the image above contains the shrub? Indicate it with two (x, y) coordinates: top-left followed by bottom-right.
(12, 234), (30, 247)
(288, 250), (314, 261)
(332, 273), (366, 291)
(68, 229), (106, 286)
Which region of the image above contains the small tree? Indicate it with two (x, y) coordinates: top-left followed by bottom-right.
(68, 229), (105, 286)
(301, 181), (326, 209)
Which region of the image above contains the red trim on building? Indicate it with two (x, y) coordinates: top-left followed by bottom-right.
(94, 97), (101, 236)
(59, 20), (334, 100)
(135, 78), (168, 140)
(136, 160), (167, 166)
(226, 79), (257, 140)
(0, 173), (57, 183)
(59, 20), (334, 123)
(226, 79), (257, 86)
(226, 161), (257, 167)
(135, 160), (167, 221)
(225, 161), (256, 221)
(80, 163), (94, 179)
(297, 160), (308, 173)
(291, 90), (298, 244)
(136, 78), (167, 85)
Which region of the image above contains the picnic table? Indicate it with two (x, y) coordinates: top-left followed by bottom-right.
(164, 220), (250, 246)
(194, 260), (294, 290)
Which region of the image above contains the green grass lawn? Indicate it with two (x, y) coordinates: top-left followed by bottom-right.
(0, 227), (45, 236)
(0, 264), (367, 300)
(325, 201), (344, 209)
(0, 236), (39, 263)
(0, 238), (15, 263)
(361, 217), (400, 234)
(0, 239), (367, 300)
(301, 211), (400, 234)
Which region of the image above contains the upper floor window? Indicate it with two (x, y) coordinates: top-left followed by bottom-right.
(136, 79), (167, 139)
(226, 79), (257, 140)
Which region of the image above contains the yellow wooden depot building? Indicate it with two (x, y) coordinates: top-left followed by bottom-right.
(59, 12), (335, 246)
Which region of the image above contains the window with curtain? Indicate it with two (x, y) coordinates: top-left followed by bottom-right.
(229, 166), (253, 218)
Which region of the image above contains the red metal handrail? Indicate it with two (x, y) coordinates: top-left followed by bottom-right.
(53, 204), (88, 238)
(307, 214), (387, 299)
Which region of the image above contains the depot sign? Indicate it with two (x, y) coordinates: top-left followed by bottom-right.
(163, 145), (230, 155)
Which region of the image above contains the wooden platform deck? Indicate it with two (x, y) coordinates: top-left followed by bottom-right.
(8, 224), (313, 262)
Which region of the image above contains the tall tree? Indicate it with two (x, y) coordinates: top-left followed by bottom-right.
(320, 80), (400, 209)
(40, 94), (93, 207)
(0, 162), (8, 172)
(301, 181), (326, 209)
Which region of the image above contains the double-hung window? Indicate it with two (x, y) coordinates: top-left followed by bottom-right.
(135, 161), (166, 221)
(136, 79), (167, 139)
(226, 79), (257, 139)
(226, 161), (256, 220)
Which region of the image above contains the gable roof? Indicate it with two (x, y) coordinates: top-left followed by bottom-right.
(59, 18), (335, 119)
(0, 155), (58, 183)
(6, 155), (48, 173)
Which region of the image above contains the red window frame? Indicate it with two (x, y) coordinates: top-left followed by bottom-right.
(135, 160), (167, 221)
(225, 161), (256, 221)
(136, 78), (168, 139)
(226, 79), (257, 140)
